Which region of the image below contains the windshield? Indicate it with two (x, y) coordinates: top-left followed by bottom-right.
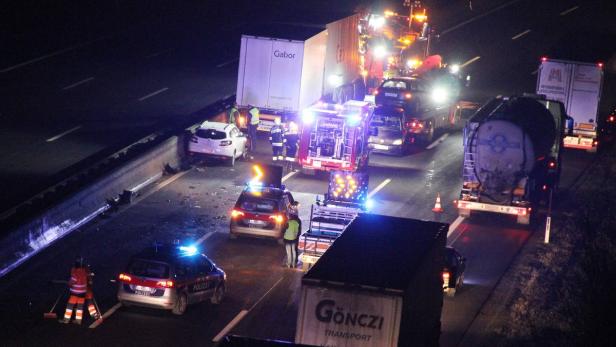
(238, 194), (278, 213)
(371, 114), (402, 130)
(196, 128), (226, 140)
(382, 80), (408, 90)
(129, 259), (170, 279)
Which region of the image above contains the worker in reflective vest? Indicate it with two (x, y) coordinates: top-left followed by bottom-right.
(269, 118), (285, 161)
(283, 212), (301, 268)
(228, 103), (239, 127)
(61, 257), (88, 324)
(85, 267), (100, 320)
(248, 106), (260, 150)
(284, 121), (299, 167)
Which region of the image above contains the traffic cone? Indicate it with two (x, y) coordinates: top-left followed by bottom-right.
(432, 193), (444, 213)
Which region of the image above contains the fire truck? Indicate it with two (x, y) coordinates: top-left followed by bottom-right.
(298, 171), (369, 270)
(298, 100), (373, 173)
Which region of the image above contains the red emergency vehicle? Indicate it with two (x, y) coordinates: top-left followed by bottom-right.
(298, 100), (373, 173)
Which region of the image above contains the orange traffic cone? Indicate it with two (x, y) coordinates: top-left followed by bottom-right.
(432, 193), (444, 213)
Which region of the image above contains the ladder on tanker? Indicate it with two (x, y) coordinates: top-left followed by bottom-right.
(461, 123), (479, 197)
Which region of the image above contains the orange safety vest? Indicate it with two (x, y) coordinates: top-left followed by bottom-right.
(69, 267), (88, 295)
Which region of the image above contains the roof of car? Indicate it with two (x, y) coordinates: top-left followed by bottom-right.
(198, 121), (233, 131)
(132, 245), (208, 264)
(303, 214), (447, 292)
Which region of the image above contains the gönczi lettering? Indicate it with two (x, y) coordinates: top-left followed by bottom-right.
(315, 299), (384, 330)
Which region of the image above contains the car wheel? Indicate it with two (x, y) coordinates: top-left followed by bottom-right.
(172, 293), (188, 315)
(446, 287), (456, 297)
(229, 151), (236, 167)
(458, 274), (465, 288)
(211, 284), (225, 304)
(241, 144), (248, 160)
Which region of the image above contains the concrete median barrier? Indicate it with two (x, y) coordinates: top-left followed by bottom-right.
(0, 135), (184, 278)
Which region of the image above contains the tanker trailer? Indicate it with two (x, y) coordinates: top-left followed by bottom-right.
(456, 95), (561, 224)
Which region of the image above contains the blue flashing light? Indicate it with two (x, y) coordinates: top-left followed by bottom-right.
(179, 245), (198, 256)
(346, 113), (362, 126)
(365, 198), (375, 210)
(302, 109), (315, 124)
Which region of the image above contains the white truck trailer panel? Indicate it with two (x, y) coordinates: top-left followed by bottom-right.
(296, 285), (402, 347)
(323, 14), (361, 95)
(236, 32), (327, 113)
(537, 59), (603, 150)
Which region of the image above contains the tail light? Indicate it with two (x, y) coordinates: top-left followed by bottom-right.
(373, 90), (379, 96)
(231, 209), (244, 218)
(608, 115), (615, 123)
(407, 120), (424, 129)
(442, 271), (450, 286)
(190, 136), (199, 143)
(593, 140), (599, 146)
(519, 208), (527, 216)
(404, 93), (412, 99)
(238, 116), (246, 126)
(118, 273), (132, 283)
(548, 160), (556, 169)
(269, 214), (284, 223)
(220, 140), (232, 146)
(156, 280), (174, 288)
(542, 184), (548, 191)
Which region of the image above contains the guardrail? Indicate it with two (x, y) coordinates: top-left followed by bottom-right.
(0, 95), (235, 278)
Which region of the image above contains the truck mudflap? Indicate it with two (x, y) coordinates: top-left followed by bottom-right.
(456, 200), (531, 224)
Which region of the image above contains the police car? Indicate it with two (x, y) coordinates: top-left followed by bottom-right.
(116, 244), (226, 315)
(230, 164), (295, 242)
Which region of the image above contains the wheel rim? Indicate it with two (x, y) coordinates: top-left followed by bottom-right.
(178, 295), (187, 313)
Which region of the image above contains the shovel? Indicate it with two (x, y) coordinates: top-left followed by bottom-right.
(43, 289), (65, 319)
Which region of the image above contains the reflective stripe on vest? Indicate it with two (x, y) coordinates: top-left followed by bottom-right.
(284, 220), (300, 241)
(249, 108), (260, 124)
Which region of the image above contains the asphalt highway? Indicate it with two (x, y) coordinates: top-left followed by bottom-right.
(1, 0), (615, 346)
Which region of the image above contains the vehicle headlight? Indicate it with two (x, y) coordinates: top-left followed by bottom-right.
(431, 87), (448, 104)
(392, 139), (403, 145)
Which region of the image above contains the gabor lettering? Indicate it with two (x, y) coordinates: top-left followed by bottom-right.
(274, 50), (295, 59)
(315, 299), (384, 330)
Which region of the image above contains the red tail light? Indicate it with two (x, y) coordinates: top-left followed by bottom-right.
(156, 280), (174, 288)
(404, 93), (412, 99)
(269, 214), (284, 223)
(548, 160), (556, 169)
(373, 90), (379, 96)
(542, 184), (548, 191)
(608, 115), (615, 123)
(598, 62), (604, 69)
(442, 271), (450, 285)
(541, 56), (548, 62)
(231, 209), (244, 218)
(118, 273), (132, 283)
(190, 136), (199, 143)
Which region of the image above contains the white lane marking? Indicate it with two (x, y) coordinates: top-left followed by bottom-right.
(212, 310), (249, 342)
(448, 224), (467, 245)
(62, 77), (94, 90)
(211, 276), (284, 342)
(281, 170), (297, 182)
(1, 35), (110, 73)
(368, 178), (392, 199)
(156, 170), (190, 189)
(511, 29), (531, 40)
(426, 133), (449, 150)
(196, 231), (216, 245)
(560, 5), (579, 16)
(138, 87), (169, 102)
(531, 69), (539, 75)
(447, 216), (465, 237)
(460, 56), (481, 68)
(441, 0), (521, 36)
(46, 125), (82, 142)
(216, 58), (238, 68)
(145, 48), (174, 59)
(89, 302), (122, 329)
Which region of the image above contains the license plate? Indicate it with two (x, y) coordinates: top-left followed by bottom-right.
(135, 290), (151, 296)
(374, 144), (389, 150)
(385, 92), (398, 97)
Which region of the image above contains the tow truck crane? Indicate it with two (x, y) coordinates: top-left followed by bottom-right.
(298, 171), (370, 271)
